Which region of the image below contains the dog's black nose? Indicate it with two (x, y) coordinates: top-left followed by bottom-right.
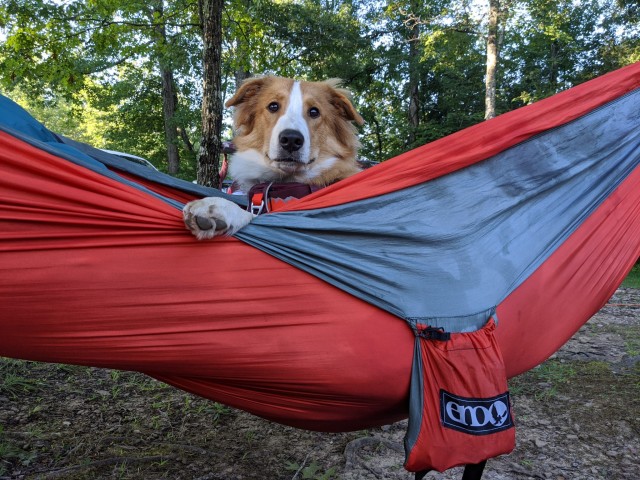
(279, 129), (304, 153)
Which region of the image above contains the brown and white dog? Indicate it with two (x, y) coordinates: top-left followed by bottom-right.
(183, 76), (364, 240)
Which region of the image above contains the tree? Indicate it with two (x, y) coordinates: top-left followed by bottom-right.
(504, 0), (617, 105)
(484, 0), (500, 119)
(151, 0), (182, 175)
(0, 0), (201, 175)
(407, 0), (421, 143)
(7, 86), (111, 147)
(197, 0), (224, 187)
(225, 0), (253, 85)
(2, 0), (636, 176)
(406, 1), (486, 146)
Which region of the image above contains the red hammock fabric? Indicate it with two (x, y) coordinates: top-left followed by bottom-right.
(1, 63), (639, 432)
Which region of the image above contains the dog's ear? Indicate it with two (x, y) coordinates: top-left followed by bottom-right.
(225, 77), (268, 108)
(323, 79), (365, 126)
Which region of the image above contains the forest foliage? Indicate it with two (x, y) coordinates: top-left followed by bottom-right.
(0, 0), (637, 181)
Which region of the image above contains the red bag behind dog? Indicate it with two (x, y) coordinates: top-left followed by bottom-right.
(404, 317), (515, 473)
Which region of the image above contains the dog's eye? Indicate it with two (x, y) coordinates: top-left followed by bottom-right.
(308, 107), (320, 118)
(268, 102), (280, 113)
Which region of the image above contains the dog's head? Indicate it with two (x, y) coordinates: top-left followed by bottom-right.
(225, 76), (364, 188)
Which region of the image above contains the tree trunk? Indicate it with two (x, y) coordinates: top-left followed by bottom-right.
(177, 126), (195, 153)
(407, 2), (420, 143)
(152, 1), (181, 175)
(549, 40), (559, 90)
(197, 0), (224, 187)
(235, 66), (251, 88)
(234, 0), (252, 87)
(371, 115), (384, 161)
(160, 67), (181, 174)
(485, 0), (500, 120)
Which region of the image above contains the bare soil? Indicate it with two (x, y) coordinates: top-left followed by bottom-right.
(1, 288), (638, 480)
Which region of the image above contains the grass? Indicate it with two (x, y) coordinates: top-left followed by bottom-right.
(0, 358), (45, 399)
(601, 323), (640, 357)
(622, 263), (640, 288)
(531, 360), (577, 400)
(286, 459), (338, 480)
(509, 359), (579, 400)
(533, 360), (577, 385)
(0, 426), (36, 476)
(626, 333), (640, 357)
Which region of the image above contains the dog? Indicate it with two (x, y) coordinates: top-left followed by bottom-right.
(183, 76), (364, 240)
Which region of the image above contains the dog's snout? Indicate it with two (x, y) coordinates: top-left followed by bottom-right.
(279, 129), (304, 153)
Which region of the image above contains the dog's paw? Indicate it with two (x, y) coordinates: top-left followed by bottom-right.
(183, 197), (254, 240)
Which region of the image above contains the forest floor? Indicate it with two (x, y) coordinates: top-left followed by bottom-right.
(1, 288), (639, 480)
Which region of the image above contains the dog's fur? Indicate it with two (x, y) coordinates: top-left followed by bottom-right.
(183, 76), (364, 239)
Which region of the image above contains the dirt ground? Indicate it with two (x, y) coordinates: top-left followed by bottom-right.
(1, 288), (638, 480)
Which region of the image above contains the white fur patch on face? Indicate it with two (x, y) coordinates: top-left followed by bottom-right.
(228, 148), (273, 188)
(268, 81), (311, 163)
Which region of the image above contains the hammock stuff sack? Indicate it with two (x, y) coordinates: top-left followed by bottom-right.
(1, 62), (640, 474)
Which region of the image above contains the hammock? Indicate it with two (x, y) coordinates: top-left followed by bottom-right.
(1, 62), (639, 436)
